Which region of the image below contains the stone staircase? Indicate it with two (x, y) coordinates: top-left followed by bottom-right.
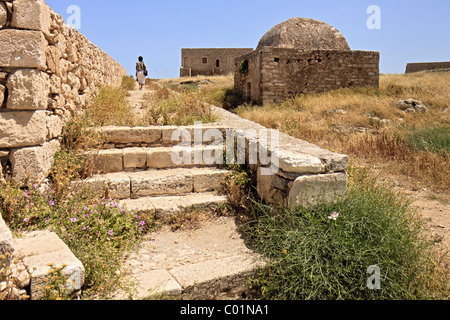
(71, 123), (267, 300)
(74, 125), (230, 217)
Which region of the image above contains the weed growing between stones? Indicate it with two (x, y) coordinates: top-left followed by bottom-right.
(242, 166), (448, 300)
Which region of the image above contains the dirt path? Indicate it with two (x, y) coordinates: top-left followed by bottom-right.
(126, 85), (156, 121)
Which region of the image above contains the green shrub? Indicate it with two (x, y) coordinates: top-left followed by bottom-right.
(244, 167), (447, 300)
(1, 182), (155, 299)
(407, 126), (450, 155)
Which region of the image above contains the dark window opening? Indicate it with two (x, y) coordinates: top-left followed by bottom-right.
(202, 57), (208, 64)
(216, 59), (220, 68)
(274, 58), (280, 63)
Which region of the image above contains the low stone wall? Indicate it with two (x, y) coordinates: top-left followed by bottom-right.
(0, 0), (127, 184)
(235, 47), (379, 105)
(405, 62), (450, 73)
(211, 106), (348, 210)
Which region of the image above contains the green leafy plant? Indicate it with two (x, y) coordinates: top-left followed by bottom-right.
(239, 60), (249, 74)
(244, 166), (448, 300)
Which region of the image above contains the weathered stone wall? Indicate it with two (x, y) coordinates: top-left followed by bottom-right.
(180, 48), (253, 77)
(0, 0), (127, 184)
(235, 47), (379, 104)
(405, 62), (450, 73)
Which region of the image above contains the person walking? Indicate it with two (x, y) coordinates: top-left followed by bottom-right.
(136, 56), (148, 90)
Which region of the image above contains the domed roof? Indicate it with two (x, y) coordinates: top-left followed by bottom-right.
(257, 18), (350, 51)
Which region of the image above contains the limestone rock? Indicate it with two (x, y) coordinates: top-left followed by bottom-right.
(0, 110), (47, 149)
(6, 69), (49, 110)
(0, 214), (14, 268)
(13, 230), (85, 300)
(257, 17), (350, 51)
(288, 172), (348, 210)
(0, 84), (5, 106)
(0, 2), (7, 28)
(10, 139), (60, 184)
(46, 115), (63, 140)
(0, 29), (47, 70)
(11, 0), (51, 36)
(396, 98), (427, 113)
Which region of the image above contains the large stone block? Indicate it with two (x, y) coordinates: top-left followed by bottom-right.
(0, 29), (47, 70)
(288, 172), (348, 210)
(13, 231), (85, 300)
(10, 139), (60, 184)
(0, 110), (47, 148)
(87, 149), (123, 173)
(11, 0), (51, 35)
(6, 69), (49, 110)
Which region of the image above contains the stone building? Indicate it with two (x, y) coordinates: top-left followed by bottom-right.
(234, 18), (380, 105)
(180, 48), (253, 77)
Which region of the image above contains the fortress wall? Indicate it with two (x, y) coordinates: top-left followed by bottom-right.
(0, 0), (127, 184)
(405, 62), (450, 73)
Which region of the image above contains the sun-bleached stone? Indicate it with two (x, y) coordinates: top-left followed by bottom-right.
(6, 69), (49, 110)
(0, 110), (47, 149)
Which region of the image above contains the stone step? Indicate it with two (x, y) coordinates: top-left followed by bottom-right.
(111, 217), (266, 300)
(85, 145), (224, 173)
(71, 167), (230, 200)
(120, 192), (228, 217)
(97, 125), (229, 149)
(13, 231), (85, 300)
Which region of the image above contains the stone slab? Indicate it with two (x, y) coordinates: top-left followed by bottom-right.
(0, 110), (47, 149)
(6, 69), (49, 111)
(288, 172), (348, 210)
(10, 139), (60, 184)
(100, 126), (162, 144)
(13, 231), (85, 300)
(0, 29), (47, 70)
(169, 254), (264, 291)
(129, 269), (181, 300)
(11, 0), (51, 35)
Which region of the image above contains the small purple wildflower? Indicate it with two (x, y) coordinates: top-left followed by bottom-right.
(49, 200), (55, 206)
(108, 230), (114, 236)
(71, 217), (78, 223)
(24, 190), (30, 198)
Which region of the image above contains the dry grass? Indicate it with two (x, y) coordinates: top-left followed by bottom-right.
(234, 72), (450, 192)
(157, 74), (234, 89)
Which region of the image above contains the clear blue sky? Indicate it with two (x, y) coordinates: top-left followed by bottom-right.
(45, 0), (450, 79)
